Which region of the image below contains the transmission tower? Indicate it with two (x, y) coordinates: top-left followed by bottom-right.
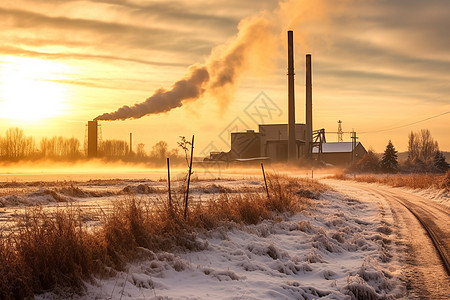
(337, 120), (343, 142)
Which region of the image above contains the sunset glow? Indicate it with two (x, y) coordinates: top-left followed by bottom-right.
(0, 0), (448, 152)
(0, 2), (449, 298)
(0, 57), (69, 121)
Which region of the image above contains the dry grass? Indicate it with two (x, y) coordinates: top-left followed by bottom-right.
(331, 170), (450, 190)
(0, 206), (106, 298)
(190, 193), (271, 228)
(266, 174), (325, 212)
(0, 174), (326, 298)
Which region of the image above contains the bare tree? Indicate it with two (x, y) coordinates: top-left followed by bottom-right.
(407, 129), (439, 163)
(407, 131), (419, 161)
(39, 136), (81, 159)
(0, 128), (35, 159)
(136, 143), (146, 158)
(419, 129), (439, 163)
(150, 141), (168, 161)
(100, 140), (129, 158)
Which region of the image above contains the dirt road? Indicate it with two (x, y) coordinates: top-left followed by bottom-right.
(323, 179), (450, 299)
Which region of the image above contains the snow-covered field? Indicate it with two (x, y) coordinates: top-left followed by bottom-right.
(13, 179), (405, 299)
(2, 173), (448, 299)
(79, 192), (402, 299)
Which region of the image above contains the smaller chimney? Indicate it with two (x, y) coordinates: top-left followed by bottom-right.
(130, 132), (133, 153)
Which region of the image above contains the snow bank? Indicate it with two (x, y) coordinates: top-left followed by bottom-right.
(411, 187), (449, 207)
(0, 188), (72, 207)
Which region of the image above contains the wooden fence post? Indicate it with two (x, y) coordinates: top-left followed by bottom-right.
(184, 135), (194, 220)
(167, 157), (172, 209)
(261, 163), (270, 201)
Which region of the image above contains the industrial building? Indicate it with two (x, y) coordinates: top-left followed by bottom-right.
(207, 30), (367, 166)
(312, 142), (367, 166)
(226, 124), (309, 162)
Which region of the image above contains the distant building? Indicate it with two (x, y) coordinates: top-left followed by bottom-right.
(312, 142), (367, 166)
(259, 124), (307, 161)
(206, 126), (366, 165)
(206, 124), (310, 163)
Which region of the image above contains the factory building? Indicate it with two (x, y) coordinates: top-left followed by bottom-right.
(226, 124), (308, 162)
(222, 127), (366, 165)
(207, 30), (366, 166)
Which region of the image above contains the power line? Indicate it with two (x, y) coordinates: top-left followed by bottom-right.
(359, 111), (450, 134)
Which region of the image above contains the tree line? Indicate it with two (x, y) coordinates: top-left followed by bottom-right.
(352, 129), (449, 173)
(0, 127), (183, 164)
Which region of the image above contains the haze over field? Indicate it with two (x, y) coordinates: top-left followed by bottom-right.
(0, 0), (449, 153)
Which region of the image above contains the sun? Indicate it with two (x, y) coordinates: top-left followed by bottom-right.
(0, 57), (71, 122)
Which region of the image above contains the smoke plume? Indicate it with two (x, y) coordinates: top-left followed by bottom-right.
(95, 65), (208, 120)
(95, 15), (274, 121)
(94, 0), (345, 121)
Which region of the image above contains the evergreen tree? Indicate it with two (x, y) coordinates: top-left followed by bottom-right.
(381, 140), (398, 173)
(433, 150), (449, 173)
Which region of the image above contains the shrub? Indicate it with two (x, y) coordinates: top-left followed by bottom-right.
(0, 233), (33, 299)
(351, 151), (380, 173)
(440, 170), (450, 190)
(0, 206), (106, 298)
(266, 173), (326, 213)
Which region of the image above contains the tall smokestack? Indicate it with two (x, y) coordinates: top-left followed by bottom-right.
(287, 30), (296, 161)
(88, 120), (98, 157)
(306, 54), (312, 159)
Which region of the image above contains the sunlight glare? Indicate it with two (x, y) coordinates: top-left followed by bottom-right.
(0, 57), (71, 121)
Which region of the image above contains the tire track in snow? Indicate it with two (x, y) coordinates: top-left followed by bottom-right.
(359, 186), (449, 275)
(323, 179), (450, 299)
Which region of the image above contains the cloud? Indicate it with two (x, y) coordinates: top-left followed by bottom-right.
(0, 45), (188, 68)
(0, 7), (215, 57)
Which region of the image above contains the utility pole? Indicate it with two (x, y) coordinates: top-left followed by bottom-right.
(337, 120), (343, 142)
(351, 130), (358, 162)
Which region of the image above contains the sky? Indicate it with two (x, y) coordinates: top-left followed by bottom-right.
(0, 0), (449, 154)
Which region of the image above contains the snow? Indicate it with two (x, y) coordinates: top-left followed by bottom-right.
(405, 186), (449, 207)
(62, 185), (404, 299)
(312, 142), (360, 153)
(1, 176), (423, 299)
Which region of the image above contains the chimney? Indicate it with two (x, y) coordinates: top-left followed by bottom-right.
(287, 30), (296, 161)
(306, 54), (312, 159)
(87, 120), (98, 157)
(130, 132), (133, 153)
